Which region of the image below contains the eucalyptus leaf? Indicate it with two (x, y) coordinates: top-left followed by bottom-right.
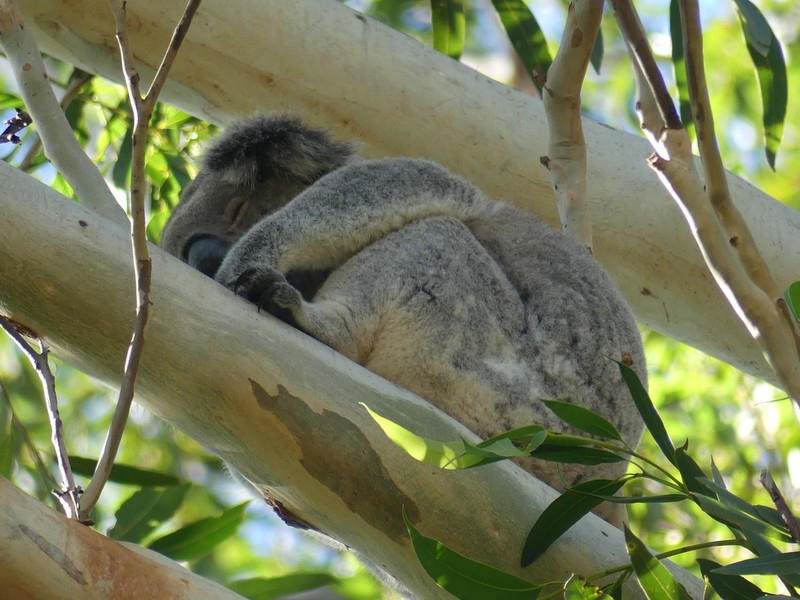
(364, 404), (543, 469)
(543, 400), (622, 441)
(675, 445), (713, 497)
(732, 0), (787, 169)
(228, 573), (338, 600)
(491, 0), (552, 88)
(669, 0), (694, 139)
(431, 0), (465, 59)
(109, 484), (190, 543)
(404, 509), (540, 599)
(784, 281), (800, 325)
(697, 558), (764, 600)
(69, 455), (183, 486)
(625, 525), (693, 600)
(521, 478), (624, 566)
(693, 494), (793, 543)
(617, 361), (676, 466)
(714, 552), (800, 576)
(148, 501), (248, 561)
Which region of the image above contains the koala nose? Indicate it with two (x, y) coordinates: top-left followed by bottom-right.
(186, 236), (230, 278)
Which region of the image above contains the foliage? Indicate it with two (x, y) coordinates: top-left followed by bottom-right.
(373, 363), (798, 599)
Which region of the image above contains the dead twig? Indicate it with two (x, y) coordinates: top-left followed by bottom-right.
(760, 470), (800, 545)
(0, 315), (81, 519)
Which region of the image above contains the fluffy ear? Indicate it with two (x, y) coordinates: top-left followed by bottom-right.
(203, 114), (356, 192)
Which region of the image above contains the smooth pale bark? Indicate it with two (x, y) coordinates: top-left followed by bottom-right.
(18, 0), (800, 389)
(0, 164), (702, 598)
(0, 476), (245, 600)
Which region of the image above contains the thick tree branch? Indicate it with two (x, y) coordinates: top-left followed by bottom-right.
(0, 162), (704, 598)
(0, 0), (126, 225)
(0, 476), (248, 599)
(541, 0), (603, 251)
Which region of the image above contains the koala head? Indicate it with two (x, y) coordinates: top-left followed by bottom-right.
(161, 114), (356, 277)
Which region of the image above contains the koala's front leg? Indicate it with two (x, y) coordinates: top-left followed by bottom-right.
(222, 262), (360, 357)
(227, 266), (303, 318)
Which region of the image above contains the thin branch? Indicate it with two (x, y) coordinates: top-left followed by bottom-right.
(0, 0), (126, 225)
(541, 0), (604, 251)
(609, 0), (681, 131)
(610, 0), (800, 410)
(80, 0), (202, 520)
(678, 0), (800, 359)
(0, 315), (81, 519)
(760, 470), (800, 545)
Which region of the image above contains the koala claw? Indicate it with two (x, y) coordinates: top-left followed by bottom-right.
(226, 267), (302, 320)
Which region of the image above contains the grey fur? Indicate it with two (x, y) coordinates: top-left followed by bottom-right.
(162, 115), (646, 525)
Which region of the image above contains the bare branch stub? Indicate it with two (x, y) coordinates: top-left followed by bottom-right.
(760, 470), (800, 545)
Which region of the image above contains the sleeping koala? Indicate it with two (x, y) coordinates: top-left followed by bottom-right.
(162, 114), (646, 522)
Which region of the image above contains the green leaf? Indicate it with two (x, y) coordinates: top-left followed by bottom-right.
(617, 361), (676, 466)
(732, 0), (787, 169)
(148, 501), (248, 561)
(113, 124), (133, 188)
(692, 494), (793, 542)
(543, 400), (622, 441)
(669, 0), (694, 140)
(625, 525), (693, 600)
(697, 558), (764, 600)
(491, 0), (552, 89)
(530, 447), (624, 465)
(784, 282), (800, 325)
(363, 404), (544, 469)
(738, 529), (800, 589)
(228, 573), (338, 600)
(521, 478), (625, 566)
(590, 28), (603, 75)
(675, 445), (713, 496)
(69, 455), (183, 486)
(404, 508), (540, 599)
(431, 0), (465, 59)
(109, 485), (190, 543)
(714, 552), (800, 576)
(564, 575), (613, 600)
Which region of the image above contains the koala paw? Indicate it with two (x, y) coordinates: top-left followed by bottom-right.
(225, 267), (303, 317)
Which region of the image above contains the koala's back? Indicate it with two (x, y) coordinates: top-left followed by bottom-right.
(306, 210), (644, 491)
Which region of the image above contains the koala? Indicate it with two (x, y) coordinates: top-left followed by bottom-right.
(162, 114), (646, 526)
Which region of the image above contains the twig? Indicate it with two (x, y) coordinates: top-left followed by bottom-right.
(540, 0), (603, 251)
(18, 70), (94, 172)
(80, 0), (202, 520)
(0, 315), (81, 519)
(760, 470), (800, 545)
(0, 0), (126, 225)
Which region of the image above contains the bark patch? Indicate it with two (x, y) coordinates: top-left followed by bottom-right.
(250, 379), (420, 541)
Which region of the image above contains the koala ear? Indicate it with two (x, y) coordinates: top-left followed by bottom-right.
(203, 114), (356, 193)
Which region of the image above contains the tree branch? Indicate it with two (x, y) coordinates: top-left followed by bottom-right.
(0, 0), (126, 225)
(0, 315), (81, 519)
(610, 0), (800, 410)
(80, 0), (201, 520)
(541, 0), (604, 251)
